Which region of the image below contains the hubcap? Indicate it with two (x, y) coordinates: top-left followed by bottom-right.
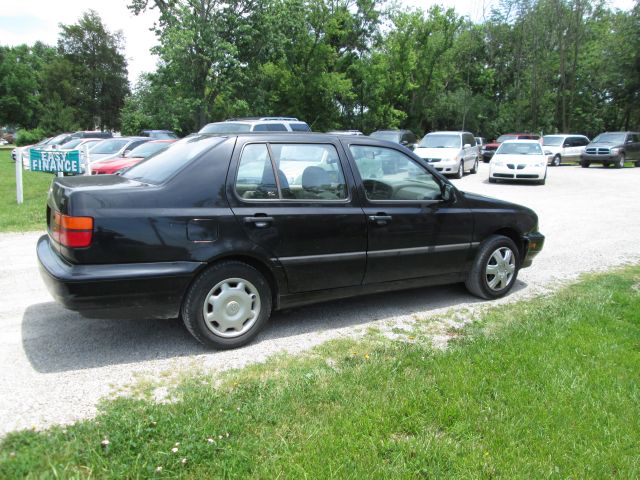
(202, 278), (261, 338)
(485, 247), (516, 291)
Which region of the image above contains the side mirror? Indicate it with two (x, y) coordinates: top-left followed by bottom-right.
(442, 183), (456, 202)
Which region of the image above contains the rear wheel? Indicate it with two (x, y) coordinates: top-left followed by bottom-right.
(181, 261), (272, 349)
(465, 235), (519, 300)
(580, 161), (590, 168)
(552, 155), (561, 167)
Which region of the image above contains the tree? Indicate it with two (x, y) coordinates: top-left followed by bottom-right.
(58, 10), (129, 130)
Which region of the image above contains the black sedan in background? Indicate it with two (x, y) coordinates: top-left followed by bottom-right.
(38, 133), (544, 349)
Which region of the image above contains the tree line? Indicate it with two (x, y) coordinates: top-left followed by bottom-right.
(1, 1), (638, 142)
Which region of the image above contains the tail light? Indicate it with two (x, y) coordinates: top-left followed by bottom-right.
(50, 210), (94, 248)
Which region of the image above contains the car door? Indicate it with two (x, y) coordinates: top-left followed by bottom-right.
(463, 133), (476, 168)
(628, 134), (640, 161)
(343, 141), (474, 284)
(227, 139), (367, 293)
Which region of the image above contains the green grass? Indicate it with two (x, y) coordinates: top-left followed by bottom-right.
(0, 150), (52, 232)
(1, 266), (639, 478)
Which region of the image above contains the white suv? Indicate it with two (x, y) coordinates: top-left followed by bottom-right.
(413, 131), (479, 178)
(199, 117), (311, 134)
(542, 134), (589, 166)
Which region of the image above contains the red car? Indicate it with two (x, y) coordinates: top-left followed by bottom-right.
(482, 133), (540, 162)
(91, 139), (176, 174)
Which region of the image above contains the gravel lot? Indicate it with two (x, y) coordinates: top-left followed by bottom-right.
(1, 162), (639, 436)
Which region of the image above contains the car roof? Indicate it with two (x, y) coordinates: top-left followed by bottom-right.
(427, 131), (470, 135)
(501, 139), (541, 144)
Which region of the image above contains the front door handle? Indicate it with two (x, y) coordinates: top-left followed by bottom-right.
(244, 216), (274, 228)
(368, 214), (392, 226)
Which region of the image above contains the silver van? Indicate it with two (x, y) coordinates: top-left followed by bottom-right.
(413, 131), (479, 178)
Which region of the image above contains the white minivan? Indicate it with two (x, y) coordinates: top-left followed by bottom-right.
(413, 131), (479, 178)
(542, 134), (589, 166)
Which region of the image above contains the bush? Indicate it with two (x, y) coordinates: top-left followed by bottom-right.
(15, 128), (46, 147)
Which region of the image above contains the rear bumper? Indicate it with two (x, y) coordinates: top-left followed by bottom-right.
(37, 235), (205, 319)
(521, 231), (545, 268)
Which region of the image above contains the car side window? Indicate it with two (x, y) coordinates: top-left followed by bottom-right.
(235, 144), (278, 199)
(236, 143), (348, 201)
(270, 144), (347, 200)
(350, 145), (443, 201)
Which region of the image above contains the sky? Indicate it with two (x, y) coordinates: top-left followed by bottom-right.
(0, 0), (635, 84)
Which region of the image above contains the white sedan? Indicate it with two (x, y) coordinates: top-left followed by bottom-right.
(489, 140), (548, 185)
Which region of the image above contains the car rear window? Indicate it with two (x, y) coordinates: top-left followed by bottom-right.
(122, 136), (224, 184)
(199, 122), (252, 134)
(290, 123), (311, 132)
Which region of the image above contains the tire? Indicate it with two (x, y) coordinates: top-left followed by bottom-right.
(552, 155), (561, 167)
(470, 157), (479, 174)
(580, 161), (590, 168)
(634, 161), (640, 168)
(465, 235), (519, 300)
(454, 161), (464, 179)
(181, 260), (272, 349)
(489, 177), (497, 183)
(615, 153), (625, 169)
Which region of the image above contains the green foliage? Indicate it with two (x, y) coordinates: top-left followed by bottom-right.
(58, 10), (129, 131)
(15, 128), (45, 147)
(1, 266), (639, 476)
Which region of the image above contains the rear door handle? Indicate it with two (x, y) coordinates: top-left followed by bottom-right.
(244, 216), (274, 228)
(368, 214), (392, 225)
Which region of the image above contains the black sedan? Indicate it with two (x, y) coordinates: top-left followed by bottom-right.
(38, 133), (544, 349)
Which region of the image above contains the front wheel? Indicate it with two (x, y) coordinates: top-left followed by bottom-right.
(182, 261), (272, 349)
(552, 155), (561, 167)
(580, 161), (590, 168)
(615, 153), (625, 169)
(465, 235), (519, 299)
(470, 157), (479, 174)
(453, 161), (464, 179)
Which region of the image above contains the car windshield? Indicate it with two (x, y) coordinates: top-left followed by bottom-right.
(123, 136), (225, 184)
(199, 122), (252, 134)
(542, 136), (564, 146)
(496, 142), (543, 155)
(48, 134), (71, 145)
(370, 131), (401, 142)
(496, 134), (518, 143)
(59, 139), (84, 149)
(146, 131), (178, 139)
(91, 138), (130, 154)
(592, 133), (626, 144)
(419, 134), (461, 148)
(125, 142), (172, 158)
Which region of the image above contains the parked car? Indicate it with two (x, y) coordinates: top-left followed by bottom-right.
(542, 134), (589, 166)
(489, 140), (548, 185)
(37, 133), (544, 349)
(579, 132), (640, 168)
(87, 137), (150, 165)
(199, 117), (311, 134)
(413, 131), (479, 178)
(369, 129), (418, 150)
(91, 139), (176, 174)
(58, 138), (104, 152)
(140, 129), (179, 139)
(12, 136), (53, 165)
(475, 136), (486, 157)
(0, 138), (8, 145)
(482, 133), (540, 162)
